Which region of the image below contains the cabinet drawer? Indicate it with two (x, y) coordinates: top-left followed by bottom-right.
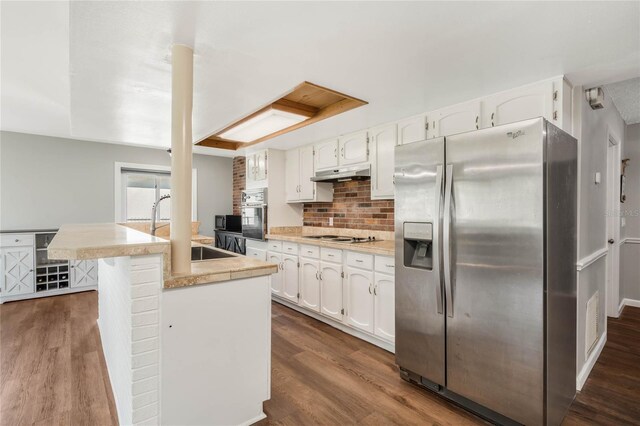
(267, 240), (282, 252)
(299, 244), (320, 259)
(246, 247), (266, 261)
(282, 242), (298, 255)
(320, 247), (342, 263)
(1, 234), (34, 247)
(375, 256), (395, 275)
(346, 251), (373, 269)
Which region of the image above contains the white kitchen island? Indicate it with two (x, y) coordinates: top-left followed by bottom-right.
(48, 223), (277, 426)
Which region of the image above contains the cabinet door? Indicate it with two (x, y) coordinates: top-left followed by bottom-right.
(0, 247), (34, 296)
(320, 262), (343, 321)
(483, 80), (553, 128)
(370, 123), (397, 200)
(339, 131), (368, 166)
(70, 260), (98, 288)
(374, 273), (395, 343)
(298, 145), (316, 201)
(299, 258), (320, 311)
(282, 254), (299, 303)
(268, 252), (283, 297)
(285, 148), (300, 202)
(246, 154), (256, 185)
(254, 150), (267, 182)
(344, 267), (374, 333)
(431, 100), (481, 138)
(314, 139), (339, 170)
(397, 114), (427, 145)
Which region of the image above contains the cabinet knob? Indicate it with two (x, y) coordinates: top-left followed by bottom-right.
(15, 239), (19, 243)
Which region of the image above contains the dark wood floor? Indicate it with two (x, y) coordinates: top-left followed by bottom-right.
(1, 292), (638, 425)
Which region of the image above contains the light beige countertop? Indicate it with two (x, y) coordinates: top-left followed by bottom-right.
(266, 227), (395, 256)
(48, 223), (276, 288)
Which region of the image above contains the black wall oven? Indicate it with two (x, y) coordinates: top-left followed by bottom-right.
(241, 189), (267, 241)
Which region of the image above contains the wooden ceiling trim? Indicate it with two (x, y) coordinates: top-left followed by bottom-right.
(196, 81), (367, 151)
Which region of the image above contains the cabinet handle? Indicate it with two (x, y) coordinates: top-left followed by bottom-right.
(307, 250), (313, 254)
(385, 264), (394, 268)
(316, 271), (319, 280)
(475, 115), (479, 129)
(356, 259), (363, 263)
(368, 283), (372, 294)
(340, 147), (344, 158)
(373, 285), (377, 296)
(328, 254), (334, 257)
(334, 147), (337, 158)
(491, 112), (495, 127)
(319, 272), (323, 280)
(14, 239), (19, 243)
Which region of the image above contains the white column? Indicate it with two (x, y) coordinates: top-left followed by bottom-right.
(170, 44), (193, 274)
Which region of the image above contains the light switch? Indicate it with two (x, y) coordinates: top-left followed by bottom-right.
(328, 217), (334, 226)
(594, 172), (601, 184)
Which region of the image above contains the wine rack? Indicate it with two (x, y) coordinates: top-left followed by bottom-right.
(35, 232), (69, 292)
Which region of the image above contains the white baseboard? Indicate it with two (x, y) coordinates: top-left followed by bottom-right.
(576, 331), (607, 391)
(619, 298), (640, 315)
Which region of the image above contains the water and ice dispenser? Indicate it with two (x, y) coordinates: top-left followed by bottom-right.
(403, 222), (433, 270)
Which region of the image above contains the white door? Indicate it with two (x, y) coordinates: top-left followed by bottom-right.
(345, 267), (374, 333)
(314, 139), (339, 170)
(70, 260), (98, 288)
(268, 252), (283, 297)
(370, 123), (397, 200)
(483, 80), (553, 128)
(299, 258), (320, 311)
(339, 131), (368, 166)
(397, 114), (427, 145)
(285, 148), (300, 202)
(431, 100), (481, 138)
(320, 262), (343, 321)
(0, 247), (34, 296)
(282, 254), (299, 303)
(606, 136), (621, 317)
(373, 273), (395, 342)
(298, 145), (316, 201)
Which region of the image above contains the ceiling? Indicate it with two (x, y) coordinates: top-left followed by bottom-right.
(604, 77), (640, 125)
(1, 1), (639, 157)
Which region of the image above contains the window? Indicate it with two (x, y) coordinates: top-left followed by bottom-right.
(123, 171), (171, 222)
(114, 162), (197, 223)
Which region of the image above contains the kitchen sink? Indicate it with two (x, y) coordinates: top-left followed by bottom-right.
(191, 246), (236, 261)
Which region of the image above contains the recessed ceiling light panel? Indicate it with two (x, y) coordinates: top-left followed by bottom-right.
(219, 107), (309, 142)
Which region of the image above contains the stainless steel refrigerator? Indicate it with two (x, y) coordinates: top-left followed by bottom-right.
(394, 118), (577, 425)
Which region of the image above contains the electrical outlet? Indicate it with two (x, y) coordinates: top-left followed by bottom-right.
(329, 217), (334, 226)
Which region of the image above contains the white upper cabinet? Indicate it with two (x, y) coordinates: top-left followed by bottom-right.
(369, 123), (397, 200)
(338, 130), (369, 166)
(268, 251), (283, 297)
(482, 80), (554, 129)
(429, 100), (481, 139)
(314, 139), (339, 171)
(344, 266), (374, 333)
(397, 114), (427, 145)
(285, 149), (300, 202)
(285, 146), (333, 203)
(246, 150), (268, 189)
(320, 261), (343, 321)
(373, 273), (395, 343)
(299, 258), (320, 312)
(1, 246), (34, 296)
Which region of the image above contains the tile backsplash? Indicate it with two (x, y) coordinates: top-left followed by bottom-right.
(303, 180), (394, 231)
(232, 156), (246, 215)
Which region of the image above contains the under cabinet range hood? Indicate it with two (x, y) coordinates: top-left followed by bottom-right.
(310, 164), (371, 182)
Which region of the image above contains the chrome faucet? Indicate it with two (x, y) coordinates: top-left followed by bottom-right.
(150, 194), (171, 236)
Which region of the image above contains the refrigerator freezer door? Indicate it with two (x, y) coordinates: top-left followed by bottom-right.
(445, 118), (545, 425)
(394, 138), (446, 386)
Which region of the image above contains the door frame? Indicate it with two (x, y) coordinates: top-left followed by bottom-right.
(605, 130), (621, 317)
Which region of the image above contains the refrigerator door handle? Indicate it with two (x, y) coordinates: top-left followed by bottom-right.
(434, 164), (444, 314)
(443, 163), (454, 318)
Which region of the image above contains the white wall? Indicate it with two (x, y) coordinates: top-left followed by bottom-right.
(620, 123), (640, 302)
(0, 131), (233, 235)
(572, 85), (626, 375)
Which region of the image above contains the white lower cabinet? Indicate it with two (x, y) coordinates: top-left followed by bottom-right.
(267, 251), (283, 297)
(299, 258), (320, 312)
(246, 247), (267, 261)
(0, 246), (34, 296)
(344, 266), (374, 333)
(373, 273), (395, 343)
(70, 259), (98, 288)
(319, 261), (343, 321)
(282, 254), (299, 303)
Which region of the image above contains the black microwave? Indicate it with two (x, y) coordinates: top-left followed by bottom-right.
(215, 215), (242, 233)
